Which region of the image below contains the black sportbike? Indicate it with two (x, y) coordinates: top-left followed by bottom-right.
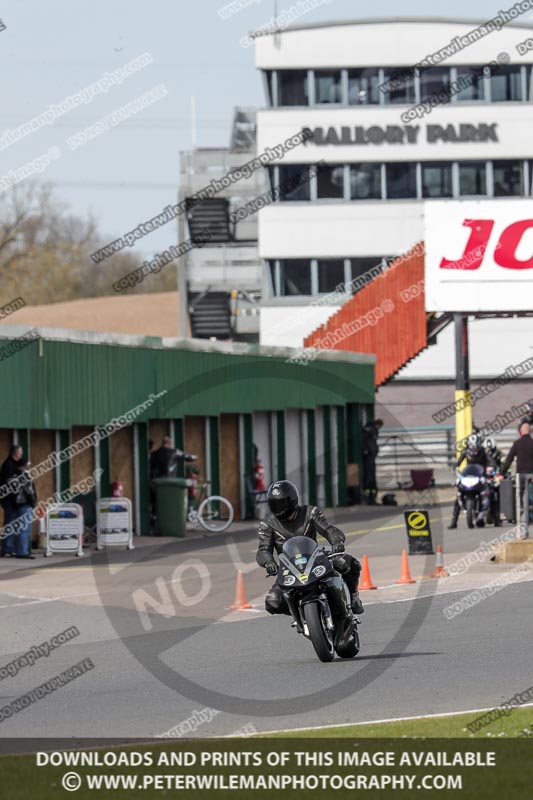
(276, 536), (360, 662)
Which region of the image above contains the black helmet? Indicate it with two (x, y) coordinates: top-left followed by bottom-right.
(267, 480), (299, 520)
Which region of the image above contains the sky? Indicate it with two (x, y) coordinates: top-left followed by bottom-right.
(0, 0), (529, 262)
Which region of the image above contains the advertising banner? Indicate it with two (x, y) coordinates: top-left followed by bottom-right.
(425, 199), (533, 312)
(96, 497), (134, 550)
(45, 503), (84, 557)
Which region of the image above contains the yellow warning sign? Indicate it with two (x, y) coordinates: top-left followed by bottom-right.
(403, 509), (434, 554)
(407, 511), (429, 530)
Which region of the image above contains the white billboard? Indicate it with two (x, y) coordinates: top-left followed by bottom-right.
(424, 200), (533, 312)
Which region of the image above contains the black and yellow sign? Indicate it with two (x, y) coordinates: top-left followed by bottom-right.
(404, 509), (434, 554)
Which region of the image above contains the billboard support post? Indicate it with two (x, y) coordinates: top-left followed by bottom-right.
(454, 313), (472, 460)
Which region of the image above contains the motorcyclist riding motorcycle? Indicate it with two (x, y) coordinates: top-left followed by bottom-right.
(448, 433), (490, 528)
(483, 437), (503, 526)
(256, 480), (364, 615)
(484, 437), (503, 470)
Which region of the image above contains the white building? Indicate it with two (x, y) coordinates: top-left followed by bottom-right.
(254, 17), (533, 381)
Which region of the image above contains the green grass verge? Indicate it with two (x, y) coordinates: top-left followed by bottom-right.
(266, 707), (533, 738)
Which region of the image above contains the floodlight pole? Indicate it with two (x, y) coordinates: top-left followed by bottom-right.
(454, 313), (473, 458)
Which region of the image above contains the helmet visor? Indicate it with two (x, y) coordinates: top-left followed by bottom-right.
(268, 496), (292, 518)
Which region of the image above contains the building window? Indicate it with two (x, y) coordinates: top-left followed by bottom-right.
(349, 258), (385, 290)
(489, 64), (523, 101)
(422, 162), (453, 198)
(277, 70), (309, 105)
(314, 70), (342, 103)
(316, 164), (345, 199)
(268, 261), (278, 294)
(385, 163), (417, 198)
(455, 66), (486, 101)
(317, 259), (346, 294)
(419, 67), (451, 102)
(459, 161), (487, 195)
(382, 67), (416, 104)
(278, 164), (312, 201)
(349, 163), (382, 199)
(264, 71), (275, 105)
(527, 67), (533, 102)
(527, 161), (533, 195)
(280, 260), (312, 296)
(347, 68), (380, 104)
(492, 160), (524, 196)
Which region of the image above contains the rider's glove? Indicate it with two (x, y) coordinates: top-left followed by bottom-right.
(331, 543), (345, 555)
(265, 560), (278, 576)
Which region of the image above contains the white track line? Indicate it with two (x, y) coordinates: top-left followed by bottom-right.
(249, 703), (533, 737)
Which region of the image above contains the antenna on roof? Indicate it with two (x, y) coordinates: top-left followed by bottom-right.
(274, 0), (281, 47)
(190, 95), (197, 149)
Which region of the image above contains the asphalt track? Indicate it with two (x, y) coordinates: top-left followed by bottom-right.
(0, 502), (532, 745)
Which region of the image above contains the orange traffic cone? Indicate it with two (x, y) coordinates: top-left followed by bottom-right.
(395, 549), (416, 584)
(359, 554), (377, 590)
(431, 545), (448, 578)
(231, 570), (252, 609)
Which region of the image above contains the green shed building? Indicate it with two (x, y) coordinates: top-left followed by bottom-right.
(0, 325), (375, 535)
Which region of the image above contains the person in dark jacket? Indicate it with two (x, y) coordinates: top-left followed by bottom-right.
(149, 436), (197, 479)
(448, 433), (490, 529)
(12, 457), (37, 559)
(256, 480), (364, 616)
(361, 419), (383, 505)
(0, 444), (23, 557)
(484, 437), (503, 470)
(455, 433), (489, 470)
(501, 422), (533, 522)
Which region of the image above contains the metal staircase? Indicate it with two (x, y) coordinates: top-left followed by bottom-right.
(189, 291), (232, 339)
(185, 198), (232, 243)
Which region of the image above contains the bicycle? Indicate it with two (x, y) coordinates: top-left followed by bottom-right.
(187, 480), (234, 533)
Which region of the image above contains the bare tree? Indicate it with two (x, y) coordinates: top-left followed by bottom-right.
(0, 183), (176, 306)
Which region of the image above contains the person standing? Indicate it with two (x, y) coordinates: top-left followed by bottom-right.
(149, 437), (197, 529)
(361, 419), (383, 505)
(501, 421), (533, 536)
(12, 457), (37, 559)
(0, 444), (23, 557)
(149, 436), (197, 479)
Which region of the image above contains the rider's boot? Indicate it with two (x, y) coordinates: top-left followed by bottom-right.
(351, 588), (364, 615)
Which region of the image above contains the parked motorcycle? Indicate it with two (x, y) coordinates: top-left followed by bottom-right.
(276, 535), (360, 662)
(455, 464), (488, 529)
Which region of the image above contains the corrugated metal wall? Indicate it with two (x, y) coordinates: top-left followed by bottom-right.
(304, 245), (427, 387)
(0, 338), (374, 428)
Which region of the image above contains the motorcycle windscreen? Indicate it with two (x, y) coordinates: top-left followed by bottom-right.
(281, 536), (317, 559)
(462, 464), (484, 477)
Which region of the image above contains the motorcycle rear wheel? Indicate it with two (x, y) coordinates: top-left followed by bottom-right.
(304, 602), (335, 662)
(466, 497), (475, 529)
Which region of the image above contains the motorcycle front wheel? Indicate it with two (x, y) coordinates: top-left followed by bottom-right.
(465, 497), (475, 529)
(336, 627), (360, 659)
(303, 602), (335, 662)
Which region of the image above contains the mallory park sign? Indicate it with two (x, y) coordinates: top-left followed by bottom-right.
(301, 123), (499, 146)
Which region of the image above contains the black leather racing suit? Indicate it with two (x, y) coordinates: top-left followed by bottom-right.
(450, 447), (490, 526)
(256, 505), (361, 615)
